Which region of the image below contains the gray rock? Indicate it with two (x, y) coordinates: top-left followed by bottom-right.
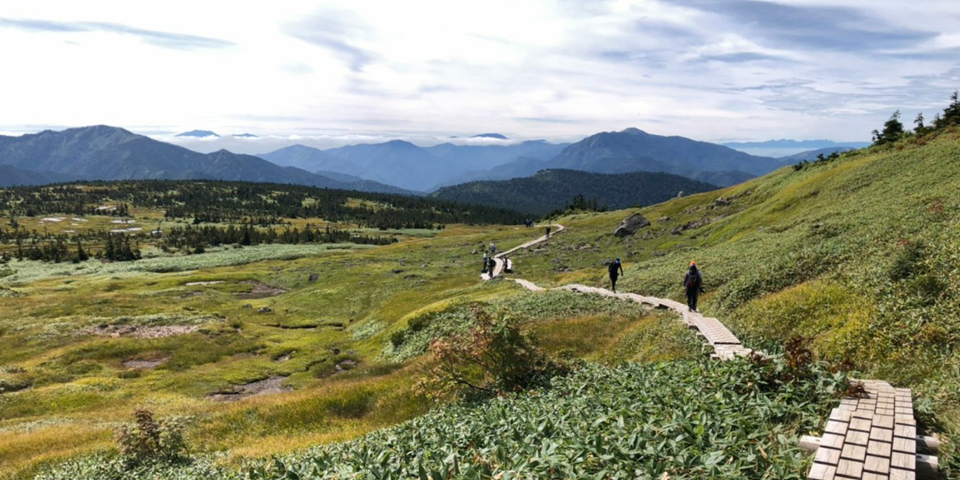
(308, 273), (320, 282)
(613, 213), (651, 238)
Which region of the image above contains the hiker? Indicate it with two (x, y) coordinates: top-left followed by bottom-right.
(488, 256), (497, 278)
(504, 257), (514, 273)
(683, 261), (705, 312)
(489, 242), (496, 255)
(482, 251), (489, 273)
(608, 258), (624, 292)
(545, 226), (551, 238)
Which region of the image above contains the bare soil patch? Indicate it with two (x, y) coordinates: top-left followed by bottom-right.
(207, 376), (291, 402)
(185, 281), (225, 286)
(81, 325), (200, 338)
(122, 356), (170, 369)
(236, 280), (288, 299)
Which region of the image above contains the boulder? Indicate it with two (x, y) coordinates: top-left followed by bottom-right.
(613, 214), (651, 238)
(308, 273), (320, 282)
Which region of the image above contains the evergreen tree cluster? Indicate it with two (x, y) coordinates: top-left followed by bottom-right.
(545, 194), (609, 217)
(0, 181), (524, 228)
(160, 224), (396, 251)
(872, 90), (960, 147)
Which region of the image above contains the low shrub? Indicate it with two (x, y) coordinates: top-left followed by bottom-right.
(417, 308), (570, 401)
(115, 409), (188, 465)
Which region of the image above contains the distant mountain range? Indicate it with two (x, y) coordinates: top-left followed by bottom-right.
(430, 169), (718, 215)
(1, 126), (869, 206)
(724, 139), (870, 149)
(175, 130), (220, 138)
(259, 139), (569, 191)
(440, 128), (782, 188)
(723, 139), (870, 158)
(258, 128), (787, 191)
(0, 126), (411, 194)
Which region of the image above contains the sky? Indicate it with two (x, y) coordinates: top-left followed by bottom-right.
(1, 0), (959, 153)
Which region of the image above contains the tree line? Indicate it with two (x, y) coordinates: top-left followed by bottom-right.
(0, 223), (395, 264)
(0, 180), (525, 228)
(794, 90), (960, 171)
(873, 90), (960, 146)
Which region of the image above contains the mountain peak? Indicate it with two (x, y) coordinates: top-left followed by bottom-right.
(176, 130), (220, 138)
(472, 133), (508, 140)
(620, 128), (647, 135)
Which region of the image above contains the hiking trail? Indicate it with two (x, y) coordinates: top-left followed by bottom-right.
(482, 224), (938, 480)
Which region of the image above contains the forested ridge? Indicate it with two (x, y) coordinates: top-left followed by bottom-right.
(430, 169), (718, 215)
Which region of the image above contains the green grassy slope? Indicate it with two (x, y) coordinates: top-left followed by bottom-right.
(507, 129), (960, 471)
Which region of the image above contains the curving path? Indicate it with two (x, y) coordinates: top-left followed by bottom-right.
(481, 223), (938, 480)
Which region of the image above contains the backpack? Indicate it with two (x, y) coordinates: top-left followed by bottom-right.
(686, 272), (699, 288)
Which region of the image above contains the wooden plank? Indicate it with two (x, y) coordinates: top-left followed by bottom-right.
(817, 447), (842, 465)
(841, 444), (867, 462)
(837, 459), (864, 478)
(868, 440), (893, 458)
(808, 462), (837, 480)
(864, 454), (891, 474)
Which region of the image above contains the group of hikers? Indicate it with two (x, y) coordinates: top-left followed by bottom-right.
(483, 226), (706, 312)
(483, 231), (706, 312)
(481, 242), (513, 278)
(608, 259), (705, 312)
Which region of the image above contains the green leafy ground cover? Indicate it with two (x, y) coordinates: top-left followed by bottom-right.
(36, 359), (847, 480)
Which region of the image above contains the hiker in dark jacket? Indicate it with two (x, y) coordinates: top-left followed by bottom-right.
(683, 262), (705, 312)
(488, 257), (497, 278)
(545, 226), (551, 238)
(608, 258), (624, 292)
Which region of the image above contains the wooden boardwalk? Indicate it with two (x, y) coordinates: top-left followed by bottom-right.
(480, 224), (938, 480)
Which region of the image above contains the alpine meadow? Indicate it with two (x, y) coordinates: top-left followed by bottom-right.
(2, 2), (960, 480)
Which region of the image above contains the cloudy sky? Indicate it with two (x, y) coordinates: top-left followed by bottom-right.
(1, 0), (958, 152)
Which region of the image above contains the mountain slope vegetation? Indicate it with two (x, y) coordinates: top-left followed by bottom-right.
(429, 169), (718, 215)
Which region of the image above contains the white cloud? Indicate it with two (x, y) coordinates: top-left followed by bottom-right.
(1, 0), (958, 148)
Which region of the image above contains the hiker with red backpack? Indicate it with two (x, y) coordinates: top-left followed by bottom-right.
(683, 262), (705, 312)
